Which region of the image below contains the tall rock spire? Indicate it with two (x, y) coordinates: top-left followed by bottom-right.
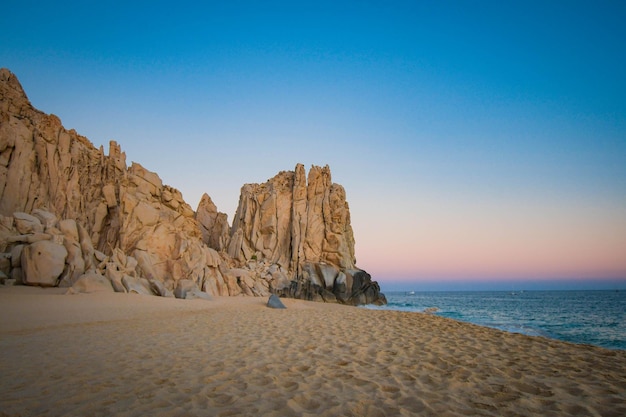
(229, 164), (356, 270)
(228, 163), (384, 305)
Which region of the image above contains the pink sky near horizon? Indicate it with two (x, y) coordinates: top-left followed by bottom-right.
(350, 191), (626, 284)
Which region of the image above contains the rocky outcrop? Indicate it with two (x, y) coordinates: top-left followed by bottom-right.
(227, 164), (385, 305)
(196, 193), (229, 251)
(0, 68), (385, 305)
(0, 68), (232, 297)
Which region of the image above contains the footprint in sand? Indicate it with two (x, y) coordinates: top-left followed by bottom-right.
(249, 375), (273, 386)
(217, 408), (244, 417)
(287, 394), (321, 413)
(279, 380), (299, 393)
(208, 393), (236, 407)
(511, 381), (554, 397)
(295, 365), (310, 372)
(380, 385), (402, 400)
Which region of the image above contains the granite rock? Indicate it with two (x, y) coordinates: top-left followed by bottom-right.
(21, 239), (68, 287)
(227, 164), (385, 305)
(71, 271), (114, 293)
(0, 68), (386, 305)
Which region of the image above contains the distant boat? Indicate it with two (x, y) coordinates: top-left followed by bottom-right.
(405, 291), (415, 296)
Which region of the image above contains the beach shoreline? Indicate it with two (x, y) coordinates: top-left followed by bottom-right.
(1, 286), (625, 416)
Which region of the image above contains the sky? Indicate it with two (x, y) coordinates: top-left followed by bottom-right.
(2, 1), (625, 290)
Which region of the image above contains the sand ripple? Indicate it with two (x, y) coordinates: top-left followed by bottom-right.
(1, 287), (625, 416)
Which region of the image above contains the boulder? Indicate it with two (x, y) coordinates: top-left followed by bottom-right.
(71, 271), (114, 293)
(174, 279), (211, 300)
(267, 294), (286, 309)
(317, 263), (340, 289)
(149, 279), (174, 298)
(122, 275), (154, 295)
(21, 240), (68, 286)
(13, 212), (43, 234)
(31, 209), (58, 230)
(104, 265), (127, 293)
(133, 249), (159, 281)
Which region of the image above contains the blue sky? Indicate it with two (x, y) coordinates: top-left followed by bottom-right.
(2, 1), (625, 289)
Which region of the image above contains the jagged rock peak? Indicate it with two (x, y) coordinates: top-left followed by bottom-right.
(0, 68), (28, 101)
(228, 163), (355, 271)
(0, 69), (386, 306)
(195, 193), (229, 251)
(0, 68), (39, 121)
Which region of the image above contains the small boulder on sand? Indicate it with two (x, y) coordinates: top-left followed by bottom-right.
(267, 294), (286, 309)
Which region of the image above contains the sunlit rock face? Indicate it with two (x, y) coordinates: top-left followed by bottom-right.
(0, 68), (222, 297)
(0, 68), (385, 305)
(227, 164), (385, 305)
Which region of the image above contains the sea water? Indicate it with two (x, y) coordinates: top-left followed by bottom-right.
(365, 290), (626, 350)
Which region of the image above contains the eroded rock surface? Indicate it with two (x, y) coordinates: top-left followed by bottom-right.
(228, 164), (385, 305)
(0, 68), (385, 305)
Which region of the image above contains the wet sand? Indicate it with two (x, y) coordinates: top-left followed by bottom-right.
(1, 286), (625, 416)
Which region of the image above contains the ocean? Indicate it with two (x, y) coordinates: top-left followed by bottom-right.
(365, 290), (626, 350)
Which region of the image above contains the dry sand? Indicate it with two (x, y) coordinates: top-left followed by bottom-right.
(1, 286), (625, 417)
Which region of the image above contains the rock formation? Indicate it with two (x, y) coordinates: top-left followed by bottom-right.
(196, 193), (229, 251)
(0, 68), (386, 305)
(227, 164), (385, 304)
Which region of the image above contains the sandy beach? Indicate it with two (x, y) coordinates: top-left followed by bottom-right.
(1, 287), (624, 417)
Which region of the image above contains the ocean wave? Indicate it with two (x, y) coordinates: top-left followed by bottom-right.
(366, 290), (625, 350)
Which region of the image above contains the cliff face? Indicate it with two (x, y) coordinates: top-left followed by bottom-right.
(0, 68), (386, 305)
(229, 165), (355, 271)
(0, 68), (227, 297)
(227, 165), (383, 304)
